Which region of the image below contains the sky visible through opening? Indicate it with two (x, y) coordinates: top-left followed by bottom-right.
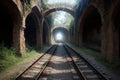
(43, 0), (80, 9)
(51, 11), (74, 28)
(42, 0), (81, 28)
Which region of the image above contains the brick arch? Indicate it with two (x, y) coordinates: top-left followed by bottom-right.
(25, 6), (42, 49)
(44, 7), (75, 17)
(78, 4), (103, 32)
(25, 12), (37, 48)
(0, 0), (23, 54)
(77, 5), (102, 51)
(32, 6), (43, 49)
(107, 0), (120, 61)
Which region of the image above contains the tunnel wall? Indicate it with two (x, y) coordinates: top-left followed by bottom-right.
(107, 0), (120, 62)
(0, 0), (42, 55)
(0, 0), (23, 55)
(23, 1), (42, 52)
(25, 6), (42, 50)
(75, 0), (119, 62)
(77, 5), (102, 51)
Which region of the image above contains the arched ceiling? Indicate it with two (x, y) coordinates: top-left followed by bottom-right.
(41, 0), (81, 11)
(40, 0), (90, 30)
(44, 7), (74, 16)
(46, 11), (74, 30)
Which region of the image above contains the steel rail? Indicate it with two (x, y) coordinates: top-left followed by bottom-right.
(64, 44), (109, 80)
(14, 45), (57, 80)
(64, 45), (87, 80)
(35, 45), (58, 80)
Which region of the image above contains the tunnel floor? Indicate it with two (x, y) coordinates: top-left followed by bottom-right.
(0, 45), (119, 80)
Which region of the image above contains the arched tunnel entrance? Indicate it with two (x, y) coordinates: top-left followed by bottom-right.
(0, 1), (22, 50)
(52, 27), (69, 43)
(25, 13), (37, 48)
(0, 7), (13, 47)
(82, 6), (102, 51)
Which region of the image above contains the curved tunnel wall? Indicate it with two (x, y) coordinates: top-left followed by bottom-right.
(82, 6), (102, 51)
(0, 7), (13, 47)
(0, 0), (22, 52)
(112, 2), (120, 58)
(44, 7), (74, 17)
(25, 6), (42, 49)
(78, 5), (102, 51)
(108, 1), (120, 60)
(25, 13), (37, 48)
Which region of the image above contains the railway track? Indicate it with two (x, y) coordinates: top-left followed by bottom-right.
(14, 43), (109, 80)
(64, 44), (109, 80)
(39, 43), (80, 80)
(14, 45), (58, 80)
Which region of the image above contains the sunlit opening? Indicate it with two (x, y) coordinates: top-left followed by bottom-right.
(55, 32), (63, 41)
(42, 0), (81, 9)
(47, 11), (74, 29)
(47, 0), (77, 5)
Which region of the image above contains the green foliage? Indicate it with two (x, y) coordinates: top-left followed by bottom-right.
(0, 44), (18, 71)
(25, 44), (35, 52)
(0, 43), (17, 60)
(0, 43), (37, 72)
(21, 0), (32, 16)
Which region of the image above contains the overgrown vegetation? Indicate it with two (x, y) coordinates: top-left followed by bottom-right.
(0, 43), (38, 72)
(20, 0), (32, 16)
(70, 44), (120, 74)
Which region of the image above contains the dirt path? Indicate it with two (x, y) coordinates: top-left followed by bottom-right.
(0, 53), (43, 80)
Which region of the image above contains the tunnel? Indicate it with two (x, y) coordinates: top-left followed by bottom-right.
(82, 6), (102, 52)
(0, 7), (13, 47)
(25, 13), (37, 48)
(52, 27), (69, 43)
(44, 10), (74, 44)
(0, 0), (22, 49)
(1, 1), (120, 80)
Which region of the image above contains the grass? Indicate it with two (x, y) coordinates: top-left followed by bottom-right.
(0, 43), (49, 73)
(69, 43), (120, 75)
(0, 45), (18, 72)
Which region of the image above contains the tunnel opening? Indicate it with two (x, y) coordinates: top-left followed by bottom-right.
(112, 3), (120, 58)
(25, 13), (37, 49)
(0, 0), (23, 54)
(52, 27), (69, 43)
(82, 7), (102, 52)
(0, 7), (13, 47)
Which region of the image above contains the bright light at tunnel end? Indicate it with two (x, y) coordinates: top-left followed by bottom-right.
(55, 32), (63, 41)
